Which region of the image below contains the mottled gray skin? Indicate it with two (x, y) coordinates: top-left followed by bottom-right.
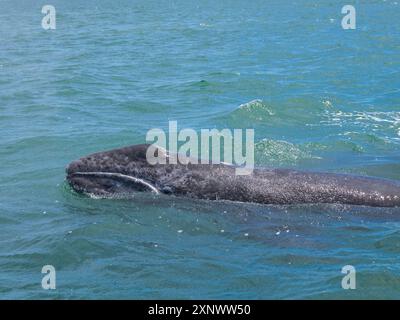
(66, 144), (400, 207)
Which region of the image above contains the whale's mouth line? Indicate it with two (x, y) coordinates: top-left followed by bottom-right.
(69, 171), (159, 194)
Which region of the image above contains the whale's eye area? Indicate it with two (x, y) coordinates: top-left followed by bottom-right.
(68, 172), (159, 196)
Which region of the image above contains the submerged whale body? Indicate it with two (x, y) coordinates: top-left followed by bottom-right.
(66, 144), (400, 207)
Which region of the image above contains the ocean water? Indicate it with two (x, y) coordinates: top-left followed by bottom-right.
(1, 0), (400, 299)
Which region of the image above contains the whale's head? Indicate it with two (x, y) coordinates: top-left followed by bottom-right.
(66, 144), (166, 197)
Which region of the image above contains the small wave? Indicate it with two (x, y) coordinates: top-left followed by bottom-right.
(255, 139), (321, 165)
(374, 230), (400, 253)
(322, 110), (400, 137)
(235, 99), (275, 118)
(318, 109), (400, 150)
(211, 99), (278, 127)
(199, 22), (212, 28)
(304, 140), (364, 153)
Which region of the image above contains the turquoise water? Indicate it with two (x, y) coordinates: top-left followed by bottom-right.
(1, 0), (400, 299)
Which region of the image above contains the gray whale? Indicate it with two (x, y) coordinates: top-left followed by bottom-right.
(66, 144), (400, 207)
